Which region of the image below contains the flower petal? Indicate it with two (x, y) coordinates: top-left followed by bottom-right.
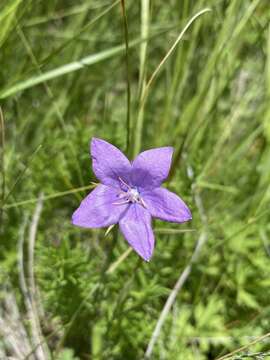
(142, 187), (192, 223)
(91, 137), (131, 187)
(72, 184), (128, 228)
(119, 204), (155, 261)
(131, 147), (173, 189)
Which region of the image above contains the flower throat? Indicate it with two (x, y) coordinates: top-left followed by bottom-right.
(113, 177), (146, 207)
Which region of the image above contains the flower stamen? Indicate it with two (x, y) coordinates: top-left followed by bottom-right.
(113, 177), (146, 208)
(118, 176), (131, 190)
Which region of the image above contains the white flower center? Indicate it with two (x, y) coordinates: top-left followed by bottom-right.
(127, 187), (140, 203)
(114, 177), (147, 208)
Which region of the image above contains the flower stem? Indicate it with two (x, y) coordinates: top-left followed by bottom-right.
(133, 8), (211, 157)
(0, 107), (5, 226)
(120, 0), (131, 156)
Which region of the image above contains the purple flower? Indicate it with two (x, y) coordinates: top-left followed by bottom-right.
(72, 138), (192, 261)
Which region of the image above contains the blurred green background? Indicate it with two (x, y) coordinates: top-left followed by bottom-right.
(1, 0), (270, 359)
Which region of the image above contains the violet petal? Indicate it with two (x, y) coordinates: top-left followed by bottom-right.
(131, 147), (173, 190)
(72, 184), (128, 228)
(119, 204), (154, 261)
(142, 187), (192, 223)
(91, 137), (131, 188)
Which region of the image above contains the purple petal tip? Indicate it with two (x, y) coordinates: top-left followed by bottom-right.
(90, 137), (101, 150)
(71, 212), (79, 226)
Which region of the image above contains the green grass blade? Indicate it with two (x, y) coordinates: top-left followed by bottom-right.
(0, 37), (145, 99)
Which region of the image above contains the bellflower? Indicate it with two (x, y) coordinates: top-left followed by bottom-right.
(72, 138), (192, 261)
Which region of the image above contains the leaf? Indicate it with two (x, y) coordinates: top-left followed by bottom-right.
(237, 290), (260, 309)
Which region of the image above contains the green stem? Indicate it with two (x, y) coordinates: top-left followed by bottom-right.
(120, 0), (131, 156)
(0, 107), (5, 225)
(133, 8), (211, 157)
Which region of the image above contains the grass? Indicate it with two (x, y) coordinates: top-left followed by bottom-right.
(1, 0), (270, 359)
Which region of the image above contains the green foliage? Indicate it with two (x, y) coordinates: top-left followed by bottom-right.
(56, 348), (80, 360)
(1, 0), (270, 359)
